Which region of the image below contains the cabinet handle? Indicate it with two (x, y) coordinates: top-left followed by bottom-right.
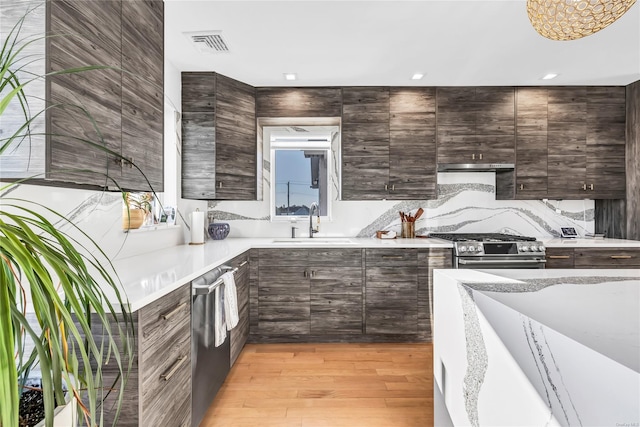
(610, 255), (632, 259)
(160, 356), (186, 381)
(303, 270), (308, 278)
(428, 256), (449, 260)
(384, 184), (388, 191)
(382, 256), (403, 260)
(548, 255), (570, 259)
(472, 153), (476, 160)
(589, 184), (594, 191)
(519, 184), (524, 191)
(582, 184), (587, 191)
(218, 181), (223, 189)
(311, 270), (316, 277)
(161, 302), (187, 320)
(239, 260), (248, 267)
(391, 184), (395, 191)
(479, 153), (483, 160)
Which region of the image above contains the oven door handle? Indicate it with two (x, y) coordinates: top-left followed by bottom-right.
(458, 259), (547, 265)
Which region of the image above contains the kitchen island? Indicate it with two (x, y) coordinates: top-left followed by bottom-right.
(433, 268), (640, 427)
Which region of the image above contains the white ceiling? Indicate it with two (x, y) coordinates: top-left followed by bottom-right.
(165, 1), (640, 87)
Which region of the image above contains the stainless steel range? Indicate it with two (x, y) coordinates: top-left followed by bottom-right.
(429, 233), (546, 269)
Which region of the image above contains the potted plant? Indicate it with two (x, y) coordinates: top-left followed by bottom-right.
(1, 5), (136, 427)
(122, 192), (153, 230)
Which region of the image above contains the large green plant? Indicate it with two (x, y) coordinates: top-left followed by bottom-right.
(1, 5), (136, 427)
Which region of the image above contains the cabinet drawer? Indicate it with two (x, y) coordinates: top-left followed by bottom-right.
(139, 284), (190, 351)
(574, 248), (640, 268)
(545, 248), (575, 268)
(140, 329), (191, 427)
(366, 249), (417, 266)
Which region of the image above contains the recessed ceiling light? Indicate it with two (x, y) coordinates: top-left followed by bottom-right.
(411, 73), (424, 80)
(284, 73), (297, 81)
(542, 73), (558, 80)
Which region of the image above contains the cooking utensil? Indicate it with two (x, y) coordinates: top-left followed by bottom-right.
(414, 208), (424, 221)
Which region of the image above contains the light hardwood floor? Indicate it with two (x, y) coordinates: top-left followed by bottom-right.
(201, 343), (433, 427)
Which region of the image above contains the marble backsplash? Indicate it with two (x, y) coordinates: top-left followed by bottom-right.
(208, 172), (595, 239)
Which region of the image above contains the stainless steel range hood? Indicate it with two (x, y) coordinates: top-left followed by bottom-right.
(437, 163), (515, 172)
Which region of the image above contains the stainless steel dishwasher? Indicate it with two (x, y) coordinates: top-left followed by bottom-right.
(191, 265), (236, 427)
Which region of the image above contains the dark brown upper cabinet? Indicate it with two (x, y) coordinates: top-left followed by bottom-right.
(181, 72), (257, 200)
(341, 87), (437, 200)
(515, 87), (549, 199)
(43, 0), (164, 191)
(256, 87), (342, 118)
(436, 87), (516, 165)
(389, 87), (437, 199)
(341, 87), (391, 200)
(516, 86), (626, 200)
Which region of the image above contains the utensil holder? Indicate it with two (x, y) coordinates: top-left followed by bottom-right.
(401, 222), (415, 238)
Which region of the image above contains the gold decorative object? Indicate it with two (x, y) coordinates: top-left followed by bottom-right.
(527, 0), (637, 41)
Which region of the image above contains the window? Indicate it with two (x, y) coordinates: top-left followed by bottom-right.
(270, 133), (331, 219)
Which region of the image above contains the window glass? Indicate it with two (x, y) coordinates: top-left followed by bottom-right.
(271, 135), (330, 219)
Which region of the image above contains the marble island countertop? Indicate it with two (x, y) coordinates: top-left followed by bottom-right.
(111, 236), (453, 311)
(433, 268), (640, 427)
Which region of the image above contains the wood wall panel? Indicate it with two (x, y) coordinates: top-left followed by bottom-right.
(256, 87), (342, 117)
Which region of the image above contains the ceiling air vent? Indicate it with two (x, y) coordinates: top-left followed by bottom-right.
(184, 31), (230, 53)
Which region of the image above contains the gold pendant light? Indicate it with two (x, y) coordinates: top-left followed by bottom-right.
(527, 0), (637, 41)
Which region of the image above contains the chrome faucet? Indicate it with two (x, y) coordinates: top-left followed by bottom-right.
(309, 202), (320, 238)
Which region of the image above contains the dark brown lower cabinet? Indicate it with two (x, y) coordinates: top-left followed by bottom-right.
(93, 283), (191, 427)
(546, 247), (640, 268)
(365, 249), (418, 335)
(251, 247), (449, 343)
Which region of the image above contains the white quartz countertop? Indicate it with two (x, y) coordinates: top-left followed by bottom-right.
(112, 237), (453, 311)
(438, 268), (640, 373)
(540, 237), (640, 247)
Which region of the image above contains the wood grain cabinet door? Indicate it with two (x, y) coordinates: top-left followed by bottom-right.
(365, 249), (419, 335)
(257, 249), (310, 335)
(47, 0), (123, 186)
(120, 0), (164, 191)
(182, 72), (257, 200)
(308, 249), (363, 335)
(341, 87), (391, 200)
(47, 0), (164, 191)
(389, 88), (437, 200)
(436, 87), (478, 164)
(475, 87), (516, 164)
(515, 87), (549, 199)
(585, 87), (626, 199)
(214, 74), (256, 199)
(547, 87), (588, 199)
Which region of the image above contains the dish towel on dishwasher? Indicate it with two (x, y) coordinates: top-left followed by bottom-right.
(214, 285), (226, 347)
(222, 271), (239, 330)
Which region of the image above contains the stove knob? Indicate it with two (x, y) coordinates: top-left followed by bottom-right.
(538, 245), (545, 252)
(459, 246), (467, 253)
(468, 246), (475, 252)
(521, 246), (529, 252)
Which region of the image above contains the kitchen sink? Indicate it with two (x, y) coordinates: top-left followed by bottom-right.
(271, 238), (357, 245)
